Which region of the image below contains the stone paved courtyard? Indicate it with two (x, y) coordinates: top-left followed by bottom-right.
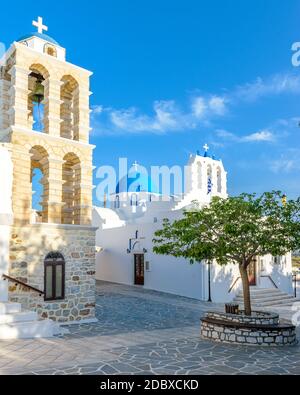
(0, 281), (300, 375)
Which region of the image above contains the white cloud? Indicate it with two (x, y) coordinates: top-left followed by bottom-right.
(215, 129), (238, 141)
(243, 130), (275, 142)
(153, 101), (180, 129)
(109, 101), (188, 134)
(92, 105), (104, 114)
(269, 156), (300, 174)
(90, 72), (300, 135)
(215, 115), (300, 145)
(92, 96), (228, 135)
(209, 96), (227, 115)
(216, 128), (275, 143)
(234, 73), (300, 102)
(192, 97), (207, 118)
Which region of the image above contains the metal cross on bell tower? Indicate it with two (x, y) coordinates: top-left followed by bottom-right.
(203, 143), (209, 153)
(32, 16), (48, 34)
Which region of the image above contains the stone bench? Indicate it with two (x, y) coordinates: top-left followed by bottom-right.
(200, 312), (297, 346)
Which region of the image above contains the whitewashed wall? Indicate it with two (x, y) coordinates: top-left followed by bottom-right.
(210, 262), (241, 303)
(257, 254), (293, 295)
(94, 208), (241, 302)
(94, 209), (293, 302)
(95, 222), (205, 300)
(0, 145), (13, 302)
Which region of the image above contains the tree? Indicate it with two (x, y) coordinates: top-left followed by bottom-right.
(153, 191), (300, 316)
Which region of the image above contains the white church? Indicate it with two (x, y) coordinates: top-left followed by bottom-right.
(93, 147), (294, 303)
(0, 17), (295, 340)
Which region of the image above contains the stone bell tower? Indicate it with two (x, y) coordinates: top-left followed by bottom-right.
(0, 17), (97, 323)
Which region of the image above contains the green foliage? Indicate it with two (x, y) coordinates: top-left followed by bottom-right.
(153, 191), (300, 268)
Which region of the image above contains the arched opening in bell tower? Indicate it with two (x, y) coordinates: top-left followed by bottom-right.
(30, 145), (49, 223)
(217, 167), (222, 193)
(28, 64), (49, 133)
(0, 65), (11, 130)
(207, 164), (213, 194)
(60, 75), (79, 140)
(197, 162), (202, 189)
(62, 153), (81, 225)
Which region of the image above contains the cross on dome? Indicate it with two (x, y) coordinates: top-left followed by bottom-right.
(32, 16), (48, 34)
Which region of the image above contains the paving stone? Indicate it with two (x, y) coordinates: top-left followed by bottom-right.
(0, 281), (300, 376)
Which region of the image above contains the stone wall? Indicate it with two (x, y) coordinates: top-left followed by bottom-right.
(8, 223), (97, 323)
(206, 311), (279, 325)
(201, 312), (297, 346)
(0, 144), (13, 302)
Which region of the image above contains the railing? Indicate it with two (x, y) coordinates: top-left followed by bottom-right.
(260, 275), (278, 289)
(228, 277), (241, 293)
(2, 274), (44, 296)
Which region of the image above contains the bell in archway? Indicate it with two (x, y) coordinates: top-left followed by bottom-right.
(31, 80), (44, 104)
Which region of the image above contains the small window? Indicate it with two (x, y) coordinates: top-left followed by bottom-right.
(44, 252), (65, 301)
(44, 44), (57, 57)
(145, 261), (151, 271)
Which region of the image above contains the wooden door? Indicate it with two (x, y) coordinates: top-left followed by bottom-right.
(134, 254), (144, 285)
(247, 258), (257, 286)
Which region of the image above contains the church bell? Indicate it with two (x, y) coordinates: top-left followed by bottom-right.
(31, 80), (44, 104)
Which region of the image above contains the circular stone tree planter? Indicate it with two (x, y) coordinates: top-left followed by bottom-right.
(200, 311), (297, 346)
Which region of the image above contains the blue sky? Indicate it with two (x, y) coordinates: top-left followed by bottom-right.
(1, 0), (300, 204)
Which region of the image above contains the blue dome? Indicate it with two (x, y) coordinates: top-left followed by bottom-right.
(116, 172), (160, 194)
(17, 32), (60, 46)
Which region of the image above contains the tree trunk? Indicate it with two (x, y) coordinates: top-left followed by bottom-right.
(239, 263), (252, 316)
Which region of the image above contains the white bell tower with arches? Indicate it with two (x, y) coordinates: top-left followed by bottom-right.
(184, 144), (227, 204)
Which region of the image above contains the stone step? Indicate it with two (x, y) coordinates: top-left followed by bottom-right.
(0, 319), (60, 339)
(246, 287), (282, 293)
(233, 287), (300, 308)
(234, 294), (295, 304)
(237, 288), (284, 296)
(0, 311), (38, 324)
(0, 302), (22, 315)
(266, 302), (300, 308)
(238, 296), (300, 308)
(256, 298), (300, 307)
(234, 298), (296, 306)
